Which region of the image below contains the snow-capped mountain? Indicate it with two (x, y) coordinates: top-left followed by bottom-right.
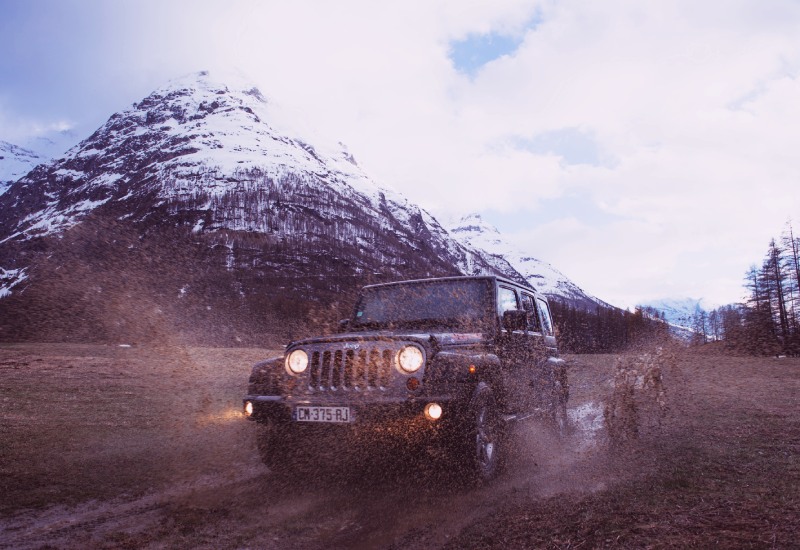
(0, 69), (615, 344)
(447, 213), (607, 309)
(0, 71), (511, 298)
(0, 141), (46, 196)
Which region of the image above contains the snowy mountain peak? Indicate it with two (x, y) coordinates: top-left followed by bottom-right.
(162, 69), (263, 94)
(1, 70), (414, 241)
(449, 213), (502, 241)
(0, 141), (46, 196)
(450, 213), (498, 232)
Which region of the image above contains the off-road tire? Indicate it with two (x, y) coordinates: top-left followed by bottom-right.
(465, 384), (504, 483)
(549, 391), (569, 437)
(548, 365), (570, 437)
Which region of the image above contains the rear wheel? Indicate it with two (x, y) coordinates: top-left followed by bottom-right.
(549, 393), (569, 436)
(548, 374), (570, 437)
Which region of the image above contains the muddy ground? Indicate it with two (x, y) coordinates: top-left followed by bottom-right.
(1, 343), (798, 549)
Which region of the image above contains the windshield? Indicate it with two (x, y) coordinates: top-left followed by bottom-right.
(352, 279), (494, 330)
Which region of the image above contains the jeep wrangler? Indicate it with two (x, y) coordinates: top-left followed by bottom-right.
(243, 275), (568, 482)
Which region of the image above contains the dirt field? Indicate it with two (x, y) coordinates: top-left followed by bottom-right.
(1, 342), (798, 549)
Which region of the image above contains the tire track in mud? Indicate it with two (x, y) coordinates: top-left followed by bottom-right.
(0, 470), (262, 548)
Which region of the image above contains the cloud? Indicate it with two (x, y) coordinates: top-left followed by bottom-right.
(510, 128), (609, 167)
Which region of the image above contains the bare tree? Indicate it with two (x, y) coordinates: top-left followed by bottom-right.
(764, 239), (790, 351)
(781, 221), (800, 343)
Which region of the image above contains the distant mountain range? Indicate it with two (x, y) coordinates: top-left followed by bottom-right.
(0, 71), (606, 341)
(638, 297), (712, 333)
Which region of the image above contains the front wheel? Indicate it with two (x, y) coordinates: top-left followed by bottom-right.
(255, 423), (303, 476)
(465, 384), (504, 483)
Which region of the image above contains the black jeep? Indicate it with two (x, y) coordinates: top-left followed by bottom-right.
(243, 275), (568, 482)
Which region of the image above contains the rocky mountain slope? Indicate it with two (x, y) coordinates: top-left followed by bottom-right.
(0, 71), (605, 341)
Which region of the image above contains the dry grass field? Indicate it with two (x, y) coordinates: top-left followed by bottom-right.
(1, 342), (798, 548)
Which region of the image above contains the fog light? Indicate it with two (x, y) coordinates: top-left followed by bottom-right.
(244, 401), (254, 417)
(424, 402), (442, 421)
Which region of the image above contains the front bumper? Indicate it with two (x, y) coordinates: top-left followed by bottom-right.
(242, 394), (461, 430)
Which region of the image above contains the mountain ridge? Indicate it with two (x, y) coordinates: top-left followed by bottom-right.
(0, 71), (609, 341)
(446, 213), (608, 309)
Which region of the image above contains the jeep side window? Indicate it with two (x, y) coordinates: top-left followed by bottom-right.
(521, 293), (541, 332)
(536, 298), (554, 336)
(497, 286), (519, 317)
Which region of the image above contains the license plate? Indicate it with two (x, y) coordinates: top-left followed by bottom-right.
(295, 406), (352, 423)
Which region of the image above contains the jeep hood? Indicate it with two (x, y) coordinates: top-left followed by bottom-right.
(288, 331), (487, 349)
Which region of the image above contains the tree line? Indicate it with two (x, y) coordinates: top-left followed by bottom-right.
(550, 301), (669, 353)
(689, 221), (800, 355)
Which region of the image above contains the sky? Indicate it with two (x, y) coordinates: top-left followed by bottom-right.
(2, 0), (800, 309)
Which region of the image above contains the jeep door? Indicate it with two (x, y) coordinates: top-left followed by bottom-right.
(519, 292), (552, 410)
(496, 285), (535, 413)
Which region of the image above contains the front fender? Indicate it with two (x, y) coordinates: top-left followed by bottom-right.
(423, 351), (506, 409)
(247, 355), (285, 395)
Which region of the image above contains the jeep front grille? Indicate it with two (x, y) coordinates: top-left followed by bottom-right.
(308, 346), (393, 391)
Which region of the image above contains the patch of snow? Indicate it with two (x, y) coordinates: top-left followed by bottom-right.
(70, 198), (111, 213)
(17, 197), (111, 239)
(53, 168), (85, 180)
(0, 267), (28, 298)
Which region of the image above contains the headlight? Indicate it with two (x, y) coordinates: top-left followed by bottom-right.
(397, 345), (424, 373)
(286, 349), (308, 374)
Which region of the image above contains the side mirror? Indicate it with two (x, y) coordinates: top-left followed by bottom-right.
(502, 309), (527, 331)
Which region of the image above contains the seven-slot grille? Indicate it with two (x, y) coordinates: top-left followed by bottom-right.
(307, 344), (395, 391)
